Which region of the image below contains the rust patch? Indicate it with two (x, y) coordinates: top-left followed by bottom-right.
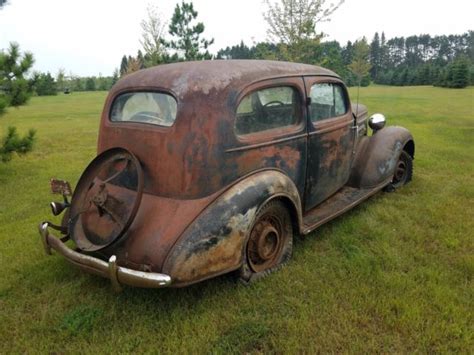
(168, 207), (257, 283)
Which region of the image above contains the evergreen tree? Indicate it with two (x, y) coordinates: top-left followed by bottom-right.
(341, 41), (353, 66)
(85, 77), (96, 91)
(164, 1), (214, 61)
(137, 50), (145, 69)
(0, 42), (34, 114)
(449, 56), (470, 88)
(32, 72), (58, 96)
(370, 32), (381, 81)
(0, 42), (36, 163)
(111, 69), (119, 86)
(119, 55), (128, 76)
(0, 127), (36, 162)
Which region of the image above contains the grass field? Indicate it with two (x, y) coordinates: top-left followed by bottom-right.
(0, 86), (473, 353)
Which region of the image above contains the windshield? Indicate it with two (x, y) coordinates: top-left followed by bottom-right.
(110, 92), (177, 127)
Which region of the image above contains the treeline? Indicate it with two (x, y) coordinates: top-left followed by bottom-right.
(28, 71), (119, 96)
(215, 31), (473, 87)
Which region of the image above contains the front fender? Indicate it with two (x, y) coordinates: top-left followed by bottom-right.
(349, 126), (414, 188)
(162, 170), (301, 286)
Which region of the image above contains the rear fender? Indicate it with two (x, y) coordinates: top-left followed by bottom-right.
(349, 126), (414, 188)
(162, 170), (302, 286)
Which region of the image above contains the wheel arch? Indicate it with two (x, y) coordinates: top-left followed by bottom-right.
(348, 126), (414, 189)
(403, 139), (415, 159)
(161, 169), (303, 286)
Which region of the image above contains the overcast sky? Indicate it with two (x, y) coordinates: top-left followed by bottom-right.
(0, 0), (472, 77)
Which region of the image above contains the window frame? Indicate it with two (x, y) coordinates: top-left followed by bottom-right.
(108, 90), (178, 129)
(308, 81), (350, 123)
(234, 81), (305, 142)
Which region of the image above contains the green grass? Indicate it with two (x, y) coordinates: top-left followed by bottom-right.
(1, 87), (473, 353)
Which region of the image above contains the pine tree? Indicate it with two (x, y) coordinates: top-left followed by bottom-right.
(0, 42), (36, 162)
(111, 69), (119, 86)
(32, 72), (58, 96)
(164, 1), (214, 61)
(449, 56), (470, 88)
(119, 55), (128, 76)
(85, 77), (96, 91)
(370, 32), (381, 81)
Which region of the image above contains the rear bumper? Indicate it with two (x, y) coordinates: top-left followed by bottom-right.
(38, 222), (172, 292)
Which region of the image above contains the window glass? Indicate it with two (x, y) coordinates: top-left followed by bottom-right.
(309, 83), (348, 121)
(110, 92), (177, 127)
(235, 86), (300, 135)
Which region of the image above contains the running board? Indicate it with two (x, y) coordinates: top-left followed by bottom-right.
(301, 181), (389, 235)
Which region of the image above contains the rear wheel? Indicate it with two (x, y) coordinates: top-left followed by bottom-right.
(239, 200), (293, 283)
(385, 150), (413, 192)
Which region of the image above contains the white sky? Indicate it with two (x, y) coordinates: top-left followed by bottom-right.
(0, 0), (472, 77)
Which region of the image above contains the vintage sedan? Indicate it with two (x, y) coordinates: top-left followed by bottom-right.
(39, 60), (414, 291)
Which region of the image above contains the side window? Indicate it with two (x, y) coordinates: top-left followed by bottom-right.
(235, 86), (301, 136)
(309, 83), (348, 122)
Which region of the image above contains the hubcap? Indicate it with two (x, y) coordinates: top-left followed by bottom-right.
(247, 216), (283, 273)
(394, 159), (407, 183)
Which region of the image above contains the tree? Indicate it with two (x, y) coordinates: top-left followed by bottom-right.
(56, 68), (65, 92)
(119, 55), (128, 76)
(1, 127), (36, 162)
(439, 56), (470, 88)
(140, 5), (167, 67)
(0, 42), (36, 162)
(111, 69), (119, 86)
(164, 1), (214, 61)
(0, 42), (34, 114)
(370, 32), (381, 80)
(349, 38), (372, 86)
(32, 72), (58, 96)
(124, 58), (142, 76)
(85, 77), (96, 91)
(262, 0), (344, 62)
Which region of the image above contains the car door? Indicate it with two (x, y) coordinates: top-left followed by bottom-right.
(304, 77), (355, 211)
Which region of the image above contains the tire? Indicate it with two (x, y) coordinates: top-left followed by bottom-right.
(384, 150), (413, 192)
(239, 199), (293, 283)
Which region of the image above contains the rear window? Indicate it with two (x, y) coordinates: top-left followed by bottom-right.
(110, 92), (177, 127)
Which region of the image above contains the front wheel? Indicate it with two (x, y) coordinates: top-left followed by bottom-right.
(385, 150), (413, 192)
(239, 200), (293, 283)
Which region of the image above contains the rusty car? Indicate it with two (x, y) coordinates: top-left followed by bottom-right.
(39, 60), (414, 291)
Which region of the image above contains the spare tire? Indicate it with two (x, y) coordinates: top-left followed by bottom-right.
(68, 148), (144, 252)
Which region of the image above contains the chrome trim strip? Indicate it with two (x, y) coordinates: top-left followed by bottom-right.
(225, 133), (307, 153)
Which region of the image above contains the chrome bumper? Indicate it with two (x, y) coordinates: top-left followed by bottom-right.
(38, 222), (172, 292)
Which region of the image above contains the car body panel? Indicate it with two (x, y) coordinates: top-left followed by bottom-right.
(303, 76), (355, 210)
(162, 169), (301, 286)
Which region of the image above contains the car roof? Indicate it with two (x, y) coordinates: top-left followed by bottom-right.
(111, 60), (339, 99)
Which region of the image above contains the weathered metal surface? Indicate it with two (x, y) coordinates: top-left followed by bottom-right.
(303, 77), (355, 210)
(38, 60), (415, 289)
(162, 170), (301, 286)
(50, 179), (72, 196)
(98, 61), (336, 200)
(348, 126), (414, 189)
(68, 148), (144, 252)
(39, 223), (172, 290)
(302, 178), (392, 234)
